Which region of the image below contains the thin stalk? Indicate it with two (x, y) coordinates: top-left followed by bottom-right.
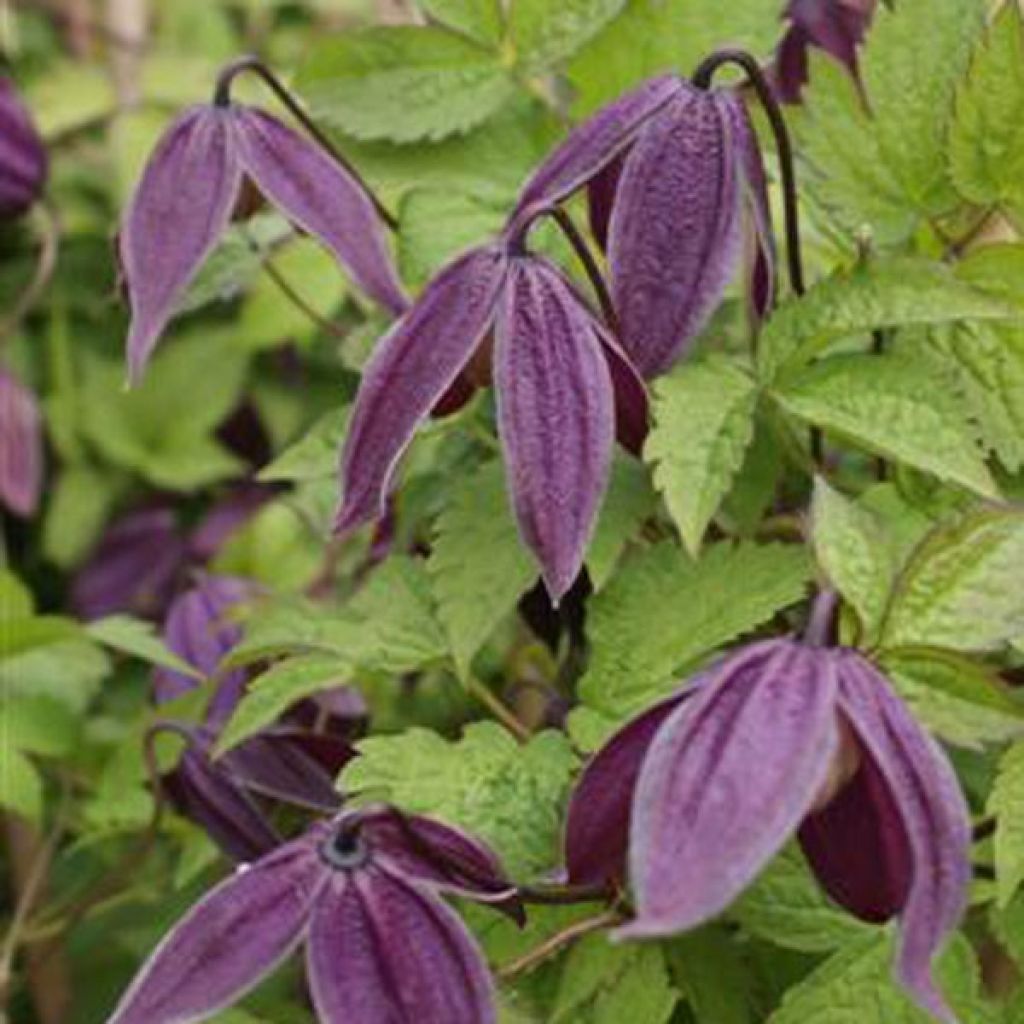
(262, 255), (348, 340)
(803, 589), (839, 648)
(466, 674), (532, 744)
(545, 206), (620, 334)
(496, 909), (625, 980)
(212, 54), (398, 231)
(0, 198), (60, 343)
(517, 881), (614, 906)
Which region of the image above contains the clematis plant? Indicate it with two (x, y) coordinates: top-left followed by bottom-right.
(0, 75), (47, 220)
(106, 806), (517, 1024)
(0, 367), (43, 518)
(564, 595), (971, 1023)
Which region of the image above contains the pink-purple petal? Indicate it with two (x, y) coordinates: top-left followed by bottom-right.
(0, 76), (47, 217)
(307, 867), (496, 1024)
(106, 837), (321, 1024)
(494, 258), (615, 602)
(622, 640), (840, 937)
(336, 245), (508, 533)
(120, 105), (242, 383)
(608, 86), (743, 378)
(230, 106), (407, 316)
(0, 368), (43, 518)
(586, 153), (625, 253)
(835, 652), (971, 1024)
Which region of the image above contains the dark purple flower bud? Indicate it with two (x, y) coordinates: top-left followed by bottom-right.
(120, 103), (406, 383)
(0, 368), (43, 518)
(106, 807), (508, 1024)
(0, 76), (47, 219)
(151, 574), (256, 727)
(606, 634), (969, 1022)
(71, 506), (187, 620)
(773, 0), (877, 104)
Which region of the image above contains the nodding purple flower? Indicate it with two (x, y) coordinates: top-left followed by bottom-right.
(510, 74), (776, 379)
(336, 242), (646, 602)
(0, 76), (47, 219)
(119, 102), (407, 383)
(773, 0), (878, 104)
(106, 807), (515, 1024)
(0, 368), (43, 518)
(567, 635), (970, 1022)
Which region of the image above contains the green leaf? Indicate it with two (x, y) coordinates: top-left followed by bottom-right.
(552, 936), (678, 1023)
(580, 541), (811, 721)
(880, 647), (1024, 751)
(798, 0), (984, 244)
(646, 355), (759, 556)
(0, 571), (33, 620)
(510, 0), (627, 71)
(419, 0), (503, 47)
(666, 927), (756, 1024)
(948, 4), (1024, 219)
(811, 478), (896, 641)
(215, 654), (351, 755)
(299, 27), (518, 144)
(42, 463), (120, 569)
(0, 616), (83, 659)
(759, 258), (1019, 381)
(429, 460), (535, 677)
(988, 741), (1024, 907)
(880, 505), (1024, 652)
(259, 407), (349, 484)
(766, 930), (996, 1024)
(733, 846), (876, 954)
(86, 615), (201, 677)
(958, 242), (1024, 307)
(0, 695), (78, 758)
(342, 723), (576, 877)
(0, 749), (43, 822)
(774, 353), (997, 498)
(587, 456), (659, 590)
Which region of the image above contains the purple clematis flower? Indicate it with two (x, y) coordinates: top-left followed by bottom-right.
(566, 636), (970, 1022)
(336, 242), (646, 601)
(0, 76), (47, 219)
(119, 102), (407, 382)
(0, 368), (43, 518)
(510, 74), (775, 379)
(774, 0), (878, 104)
(106, 806), (515, 1024)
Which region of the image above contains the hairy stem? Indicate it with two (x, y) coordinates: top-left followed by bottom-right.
(496, 909), (625, 980)
(212, 54), (398, 231)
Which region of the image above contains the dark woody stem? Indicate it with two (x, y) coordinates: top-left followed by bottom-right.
(516, 881), (616, 905)
(212, 54), (399, 231)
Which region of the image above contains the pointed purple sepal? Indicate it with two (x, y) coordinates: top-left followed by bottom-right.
(337, 244), (508, 533)
(495, 258), (615, 602)
(0, 76), (47, 218)
(621, 640), (840, 937)
(0, 368), (43, 518)
(586, 153), (625, 253)
(106, 837), (321, 1024)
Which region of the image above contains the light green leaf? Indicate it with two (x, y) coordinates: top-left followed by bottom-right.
(419, 0), (503, 47)
(510, 0), (626, 70)
(299, 27), (518, 144)
(767, 930), (996, 1024)
(798, 0), (984, 244)
(0, 571), (33, 620)
(0, 616), (83, 659)
(587, 456), (658, 590)
(215, 654), (351, 755)
(880, 505), (1024, 652)
(774, 353), (997, 498)
(958, 242), (1024, 307)
(733, 846), (876, 954)
(988, 741), (1024, 907)
(259, 407), (349, 484)
(580, 541), (811, 721)
(42, 463), (120, 569)
(86, 615), (200, 677)
(666, 927), (756, 1024)
(552, 936), (678, 1023)
(880, 647), (1024, 751)
(0, 749), (43, 822)
(948, 4), (1024, 218)
(429, 460), (535, 677)
(811, 478), (896, 641)
(0, 695), (78, 758)
(343, 723), (576, 877)
(646, 355), (758, 556)
(759, 258), (1019, 381)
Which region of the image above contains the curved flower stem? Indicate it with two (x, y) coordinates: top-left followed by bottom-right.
(496, 908), (626, 980)
(0, 198), (61, 343)
(212, 54), (399, 232)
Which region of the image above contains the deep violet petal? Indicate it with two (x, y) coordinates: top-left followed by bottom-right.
(608, 86), (743, 378)
(336, 244), (508, 533)
(621, 640), (840, 937)
(105, 836), (321, 1024)
(0, 76), (48, 217)
(494, 258), (615, 602)
(230, 106), (407, 316)
(0, 368), (43, 518)
(120, 105), (242, 383)
(586, 153), (625, 253)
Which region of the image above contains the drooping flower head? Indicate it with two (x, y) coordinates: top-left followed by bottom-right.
(337, 241), (647, 602)
(106, 807), (516, 1024)
(0, 368), (43, 518)
(0, 76), (47, 219)
(119, 99), (406, 382)
(509, 74), (776, 379)
(566, 630), (970, 1022)
(774, 0), (879, 104)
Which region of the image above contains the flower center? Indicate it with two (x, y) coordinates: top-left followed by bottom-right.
(320, 822), (370, 871)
